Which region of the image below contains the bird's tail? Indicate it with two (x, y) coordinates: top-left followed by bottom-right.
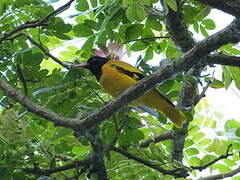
(140, 89), (185, 128)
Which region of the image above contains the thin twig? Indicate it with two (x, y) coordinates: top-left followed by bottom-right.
(139, 130), (174, 148)
(20, 32), (69, 69)
(124, 36), (171, 44)
(16, 64), (28, 96)
(198, 166), (240, 180)
(85, 80), (105, 103)
(24, 158), (91, 175)
(110, 146), (188, 178)
(0, 0), (75, 43)
(111, 109), (130, 146)
(191, 144), (233, 171)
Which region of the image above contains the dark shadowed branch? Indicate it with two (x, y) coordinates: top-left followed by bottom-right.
(0, 78), (79, 129)
(197, 0), (240, 17)
(139, 130), (174, 148)
(124, 36), (171, 44)
(24, 158), (91, 175)
(110, 146), (188, 178)
(198, 166), (240, 180)
(1, 17), (240, 134)
(0, 0), (74, 44)
(192, 144), (233, 171)
(165, 0), (196, 52)
(208, 54), (240, 67)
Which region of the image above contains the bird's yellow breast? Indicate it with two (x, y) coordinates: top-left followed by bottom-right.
(99, 61), (138, 96)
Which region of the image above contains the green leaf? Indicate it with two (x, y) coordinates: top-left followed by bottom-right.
(131, 41), (148, 51)
(90, 0), (97, 7)
(185, 148), (199, 156)
(225, 119), (240, 131)
(138, 0), (151, 6)
(204, 77), (224, 89)
(236, 128), (240, 137)
(159, 80), (175, 93)
(222, 66), (232, 89)
(76, 0), (89, 11)
(202, 18), (216, 30)
(73, 24), (94, 37)
(141, 27), (155, 39)
(228, 66), (240, 90)
(200, 155), (216, 166)
(193, 21), (199, 33)
(146, 16), (162, 31)
(125, 24), (144, 41)
(200, 25), (209, 37)
(164, 0), (178, 12)
(31, 53), (44, 65)
(144, 46), (153, 61)
(81, 36), (95, 52)
(126, 2), (146, 22)
(188, 157), (200, 167)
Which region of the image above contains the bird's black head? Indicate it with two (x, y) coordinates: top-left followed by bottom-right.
(74, 56), (109, 81)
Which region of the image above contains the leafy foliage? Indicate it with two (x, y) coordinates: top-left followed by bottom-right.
(0, 0), (240, 179)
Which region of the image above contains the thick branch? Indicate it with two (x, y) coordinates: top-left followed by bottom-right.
(110, 146), (188, 178)
(208, 54), (240, 67)
(1, 19), (240, 134)
(25, 158), (91, 175)
(139, 130), (174, 148)
(0, 0), (74, 43)
(165, 0), (196, 52)
(198, 166), (240, 180)
(90, 133), (108, 180)
(172, 65), (205, 162)
(197, 0), (240, 17)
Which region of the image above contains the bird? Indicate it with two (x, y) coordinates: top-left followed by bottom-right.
(74, 56), (185, 128)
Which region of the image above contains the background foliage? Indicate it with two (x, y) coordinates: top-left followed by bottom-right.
(0, 0), (240, 179)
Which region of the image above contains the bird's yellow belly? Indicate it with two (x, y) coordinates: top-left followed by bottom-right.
(100, 65), (136, 96)
(100, 64), (153, 107)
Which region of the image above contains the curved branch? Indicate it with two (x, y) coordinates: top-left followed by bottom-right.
(21, 33), (70, 69)
(0, 0), (74, 44)
(208, 54), (240, 67)
(165, 0), (196, 52)
(1, 18), (240, 134)
(192, 144), (233, 171)
(140, 130), (174, 148)
(198, 166), (240, 180)
(197, 0), (240, 17)
(24, 158), (91, 175)
(0, 78), (78, 129)
(110, 146), (188, 178)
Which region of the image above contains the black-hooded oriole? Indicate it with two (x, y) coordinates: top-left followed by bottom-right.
(74, 56), (185, 127)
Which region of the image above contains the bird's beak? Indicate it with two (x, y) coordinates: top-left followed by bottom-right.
(73, 62), (89, 69)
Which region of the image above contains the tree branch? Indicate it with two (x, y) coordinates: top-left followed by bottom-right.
(198, 166), (240, 180)
(1, 18), (240, 135)
(124, 36), (171, 44)
(24, 158), (91, 175)
(0, 78), (79, 129)
(197, 0), (240, 17)
(89, 131), (108, 180)
(192, 144), (233, 171)
(208, 54), (240, 67)
(139, 130), (174, 148)
(20, 33), (70, 69)
(165, 0), (196, 52)
(0, 0), (74, 44)
(110, 146), (188, 178)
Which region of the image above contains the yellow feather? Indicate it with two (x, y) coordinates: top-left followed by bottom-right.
(99, 60), (185, 128)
